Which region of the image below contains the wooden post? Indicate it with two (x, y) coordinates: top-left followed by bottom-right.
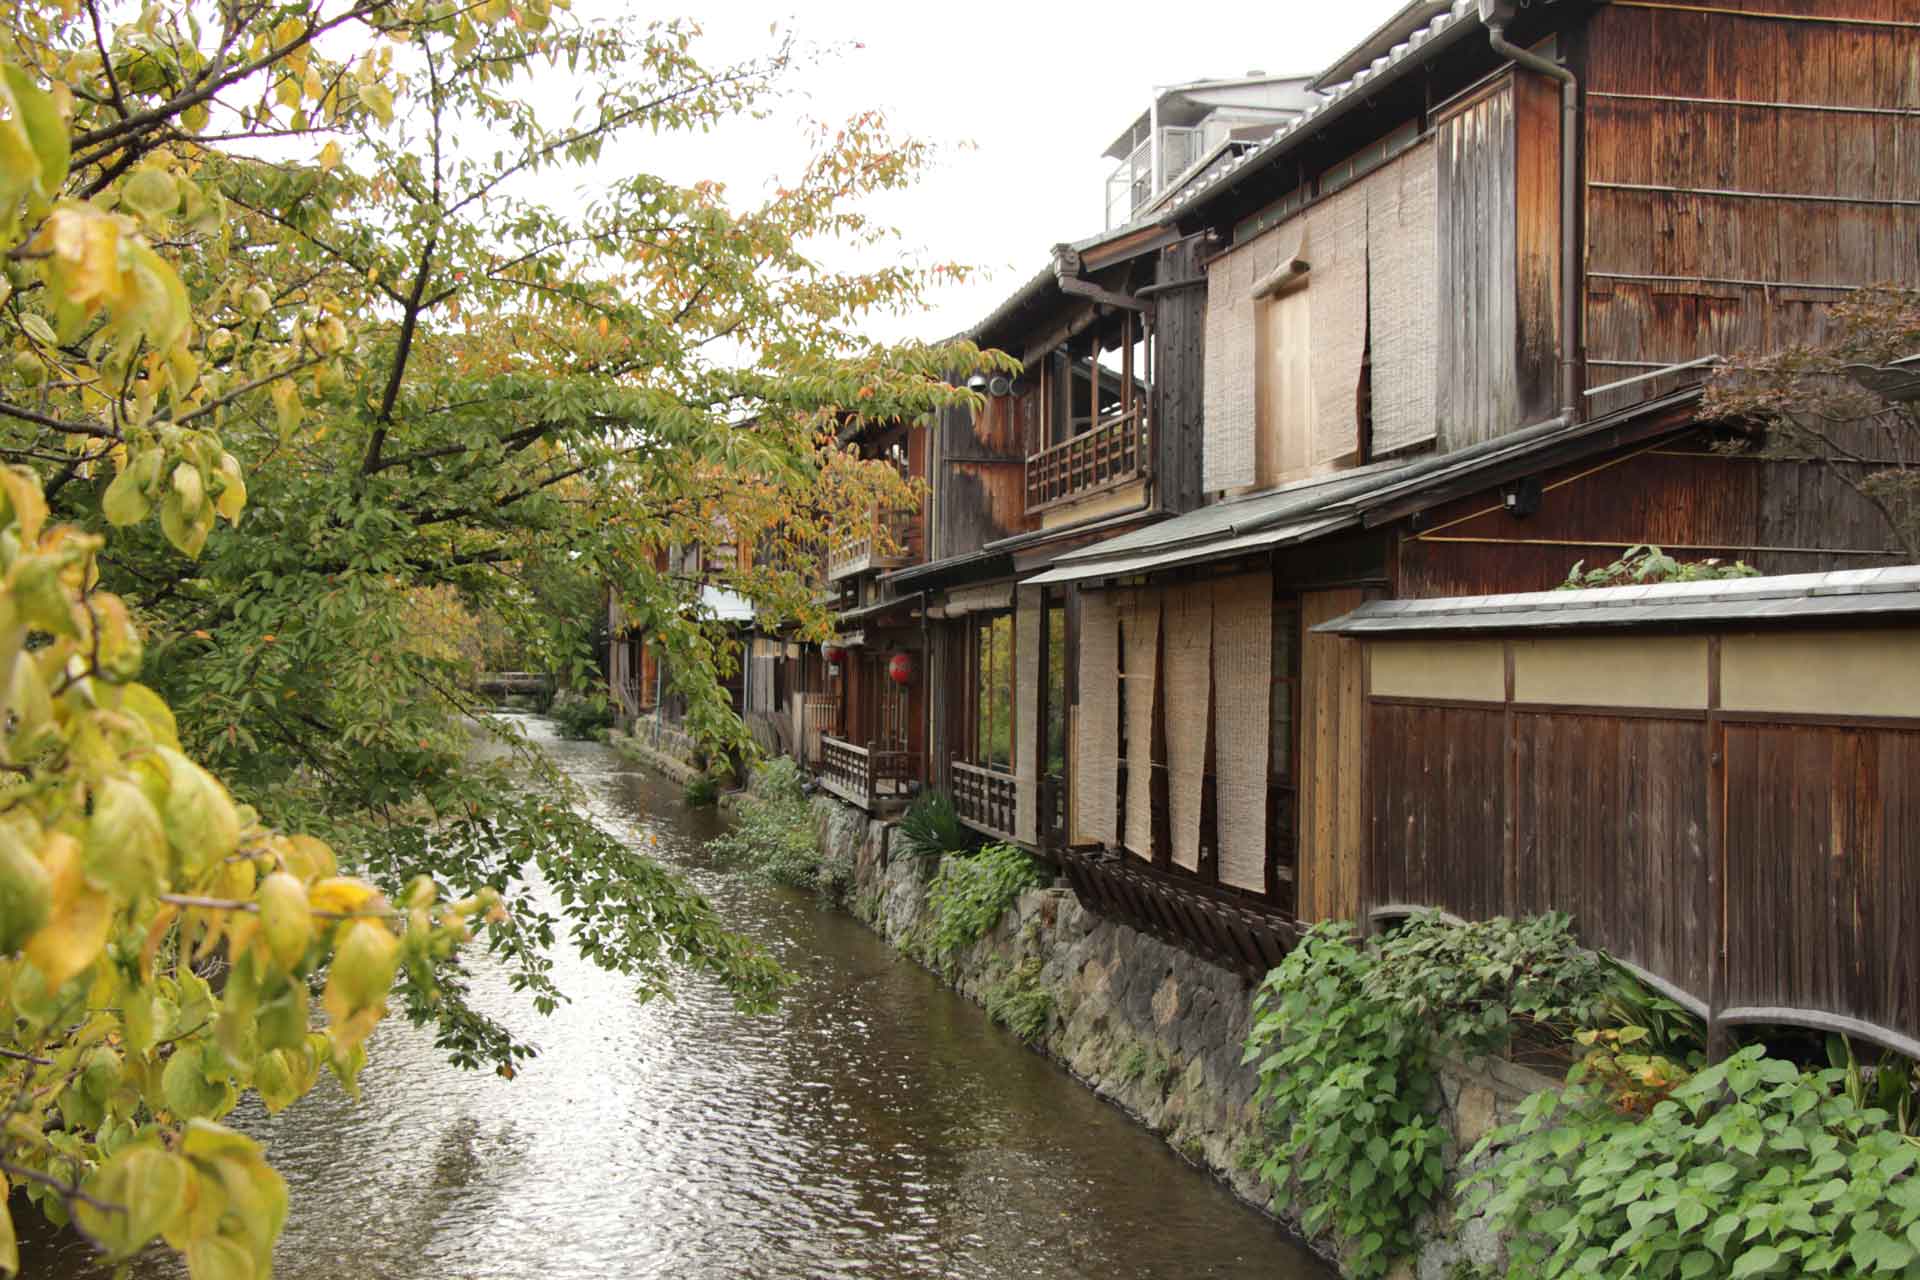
(1705, 635), (1730, 1062)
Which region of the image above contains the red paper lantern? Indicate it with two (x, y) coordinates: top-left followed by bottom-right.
(887, 652), (914, 685)
(822, 644), (846, 666)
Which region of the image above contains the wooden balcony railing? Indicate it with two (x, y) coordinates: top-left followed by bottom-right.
(827, 507), (917, 582)
(1025, 406), (1148, 513)
(950, 758), (1018, 841)
(818, 733), (918, 810)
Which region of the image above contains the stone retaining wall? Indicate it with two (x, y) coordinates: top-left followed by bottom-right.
(810, 793), (1556, 1280)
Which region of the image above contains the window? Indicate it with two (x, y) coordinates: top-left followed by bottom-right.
(971, 613), (1014, 771)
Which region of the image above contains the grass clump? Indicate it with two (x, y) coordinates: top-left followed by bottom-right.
(895, 789), (974, 859)
(984, 959), (1053, 1043)
(549, 690), (615, 740)
(708, 758), (846, 897)
(681, 772), (720, 807)
(924, 842), (1047, 957)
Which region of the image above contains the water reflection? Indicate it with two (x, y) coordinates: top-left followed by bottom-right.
(20, 717), (1328, 1279)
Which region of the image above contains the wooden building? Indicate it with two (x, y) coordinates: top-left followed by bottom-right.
(1021, 0), (1920, 989)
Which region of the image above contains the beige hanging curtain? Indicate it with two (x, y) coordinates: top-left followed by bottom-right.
(1072, 591), (1120, 848)
(1121, 592), (1162, 861)
(1212, 572), (1273, 892)
(1204, 219), (1306, 493)
(1309, 182), (1369, 468)
(1163, 582), (1213, 872)
(1013, 586), (1042, 845)
(1367, 141), (1439, 455)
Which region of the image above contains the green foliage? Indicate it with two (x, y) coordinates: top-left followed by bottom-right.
(924, 842), (1047, 957)
(0, 469), (493, 1277)
(549, 691), (616, 741)
(1559, 545), (1760, 591)
(895, 789), (975, 859)
(708, 760), (846, 896)
(1462, 1045), (1920, 1279)
(1243, 914), (1612, 1277)
(682, 773), (721, 808)
(983, 959), (1054, 1043)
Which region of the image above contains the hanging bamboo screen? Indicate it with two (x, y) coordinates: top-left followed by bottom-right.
(1367, 141), (1439, 455)
(1163, 583), (1212, 871)
(1203, 247), (1257, 492)
(1122, 593), (1162, 861)
(1013, 586), (1042, 845)
(1212, 572), (1274, 892)
(1309, 182), (1369, 468)
(1072, 591), (1120, 848)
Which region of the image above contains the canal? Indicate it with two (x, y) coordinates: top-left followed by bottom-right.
(22, 717), (1329, 1279)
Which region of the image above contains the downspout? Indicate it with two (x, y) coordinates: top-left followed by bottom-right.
(1483, 4), (1580, 418)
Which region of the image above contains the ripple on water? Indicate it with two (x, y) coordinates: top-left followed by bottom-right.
(18, 716), (1330, 1280)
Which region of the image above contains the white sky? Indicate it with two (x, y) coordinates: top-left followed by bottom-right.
(552, 1), (1409, 344)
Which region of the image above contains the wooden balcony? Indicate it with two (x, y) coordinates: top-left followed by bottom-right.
(1024, 406), (1148, 513)
(950, 758), (1018, 841)
(817, 733), (918, 811)
(827, 508), (917, 582)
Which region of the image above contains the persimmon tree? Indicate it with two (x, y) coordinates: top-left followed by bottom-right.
(0, 0), (1006, 1264)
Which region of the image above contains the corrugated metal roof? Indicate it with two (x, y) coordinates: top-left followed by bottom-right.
(1024, 515), (1353, 585)
(1315, 566), (1920, 635)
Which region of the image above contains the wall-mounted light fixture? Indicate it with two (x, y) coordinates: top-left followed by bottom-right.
(1502, 476), (1543, 519)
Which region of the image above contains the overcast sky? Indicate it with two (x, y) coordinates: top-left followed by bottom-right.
(558, 1), (1410, 344)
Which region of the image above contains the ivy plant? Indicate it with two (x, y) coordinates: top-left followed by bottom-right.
(1243, 913), (1613, 1277)
(1461, 1045), (1920, 1279)
(924, 842), (1047, 958)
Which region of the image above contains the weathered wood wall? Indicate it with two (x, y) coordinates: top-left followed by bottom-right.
(1361, 627), (1920, 1056)
(1579, 0), (1920, 415)
(933, 393), (1027, 563)
(1299, 588), (1368, 923)
(1154, 239), (1208, 514)
(1436, 80), (1520, 450)
(1395, 429), (1902, 599)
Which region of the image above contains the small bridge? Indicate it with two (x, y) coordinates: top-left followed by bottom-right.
(475, 671), (554, 699)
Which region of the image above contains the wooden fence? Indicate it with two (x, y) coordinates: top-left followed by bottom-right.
(1359, 628), (1920, 1058)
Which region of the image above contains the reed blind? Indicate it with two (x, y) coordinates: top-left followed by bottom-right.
(1121, 593), (1161, 861)
(1308, 181), (1369, 468)
(1013, 586), (1042, 845)
(1212, 572), (1274, 892)
(1163, 582), (1213, 872)
(1072, 591), (1120, 848)
(1367, 140), (1439, 455)
(1203, 220), (1305, 492)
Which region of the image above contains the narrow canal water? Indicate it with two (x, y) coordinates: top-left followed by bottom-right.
(23, 717), (1330, 1279)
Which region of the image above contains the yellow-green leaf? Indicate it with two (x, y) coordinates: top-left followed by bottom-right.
(0, 825), (51, 954)
(256, 872), (311, 972)
(84, 776), (167, 899)
(157, 748), (240, 874)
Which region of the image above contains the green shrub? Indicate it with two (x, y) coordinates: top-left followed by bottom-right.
(707, 760), (841, 895)
(1243, 913), (1613, 1277)
(895, 789), (974, 859)
(1558, 544), (1759, 591)
(682, 773), (720, 807)
(1462, 1045), (1920, 1279)
(924, 842), (1047, 957)
(984, 959), (1053, 1042)
(550, 690), (615, 740)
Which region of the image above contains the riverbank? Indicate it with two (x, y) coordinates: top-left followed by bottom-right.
(804, 793), (1554, 1280)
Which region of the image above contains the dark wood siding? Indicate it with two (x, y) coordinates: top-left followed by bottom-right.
(1153, 239), (1208, 515)
(1300, 588), (1368, 922)
(1394, 430), (1902, 599)
(933, 393), (1027, 562)
(1580, 0), (1920, 415)
(1723, 721), (1920, 1040)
